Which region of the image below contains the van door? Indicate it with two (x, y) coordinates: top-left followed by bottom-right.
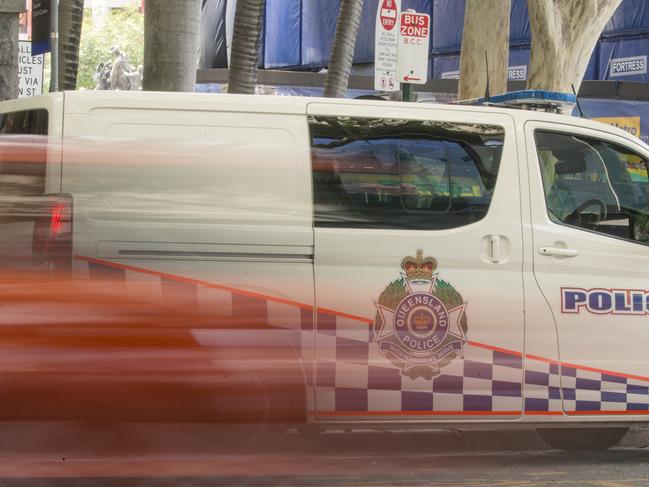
(308, 103), (524, 421)
(526, 121), (649, 415)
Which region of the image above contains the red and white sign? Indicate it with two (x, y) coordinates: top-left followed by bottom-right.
(379, 0), (398, 31)
(396, 11), (430, 84)
(374, 0), (401, 91)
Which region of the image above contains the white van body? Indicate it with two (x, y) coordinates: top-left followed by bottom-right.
(2, 91), (649, 446)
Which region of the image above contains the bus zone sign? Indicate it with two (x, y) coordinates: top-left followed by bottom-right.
(396, 11), (430, 84)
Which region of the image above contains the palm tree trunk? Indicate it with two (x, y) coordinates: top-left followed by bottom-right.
(143, 0), (202, 92)
(323, 0), (363, 98)
(458, 0), (510, 100)
(58, 0), (85, 90)
(228, 0), (265, 94)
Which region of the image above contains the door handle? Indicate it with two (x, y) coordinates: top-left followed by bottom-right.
(538, 246), (579, 258)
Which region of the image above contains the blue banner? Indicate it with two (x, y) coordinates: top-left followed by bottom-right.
(433, 46), (598, 81)
(599, 37), (649, 82)
(603, 0), (649, 36)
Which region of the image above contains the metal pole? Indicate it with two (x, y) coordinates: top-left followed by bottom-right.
(50, 0), (58, 91)
(401, 82), (412, 102)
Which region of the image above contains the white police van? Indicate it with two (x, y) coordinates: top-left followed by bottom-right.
(1, 90), (649, 450)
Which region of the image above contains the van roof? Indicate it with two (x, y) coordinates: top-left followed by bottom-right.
(2, 91), (644, 150)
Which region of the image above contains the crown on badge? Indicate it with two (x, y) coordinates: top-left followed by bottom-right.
(401, 249), (437, 281)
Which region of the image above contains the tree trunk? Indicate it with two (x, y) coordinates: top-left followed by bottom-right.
(458, 0), (511, 100)
(0, 1), (26, 102)
(527, 0), (621, 93)
(228, 0), (265, 94)
(143, 0), (202, 92)
(58, 0), (85, 90)
(323, 0), (363, 98)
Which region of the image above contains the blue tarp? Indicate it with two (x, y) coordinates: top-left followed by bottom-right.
(603, 0), (649, 37)
(301, 0), (340, 67)
(599, 37), (649, 81)
(432, 0), (465, 54)
(432, 0), (531, 54)
(509, 0), (530, 47)
(263, 0), (301, 68)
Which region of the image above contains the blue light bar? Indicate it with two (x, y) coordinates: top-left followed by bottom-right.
(456, 90), (576, 113)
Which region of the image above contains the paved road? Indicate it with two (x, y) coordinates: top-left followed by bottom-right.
(1, 423), (649, 486)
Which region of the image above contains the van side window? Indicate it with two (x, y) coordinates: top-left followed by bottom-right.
(308, 116), (504, 230)
(535, 130), (649, 244)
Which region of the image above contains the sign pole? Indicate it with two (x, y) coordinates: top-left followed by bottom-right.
(401, 82), (412, 102)
(50, 0), (58, 92)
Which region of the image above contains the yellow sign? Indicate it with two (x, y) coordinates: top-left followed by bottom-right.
(593, 116), (641, 139)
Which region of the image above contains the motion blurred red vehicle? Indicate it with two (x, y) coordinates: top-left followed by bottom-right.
(0, 272), (306, 425)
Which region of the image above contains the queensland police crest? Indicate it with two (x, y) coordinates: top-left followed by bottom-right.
(374, 250), (468, 380)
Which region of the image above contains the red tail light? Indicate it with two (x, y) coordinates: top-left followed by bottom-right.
(32, 194), (73, 272)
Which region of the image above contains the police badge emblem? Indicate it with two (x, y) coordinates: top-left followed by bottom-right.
(374, 250), (468, 380)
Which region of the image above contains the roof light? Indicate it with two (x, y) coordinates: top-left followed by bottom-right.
(456, 90), (576, 114)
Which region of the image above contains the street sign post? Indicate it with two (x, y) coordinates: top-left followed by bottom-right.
(374, 0), (401, 92)
(397, 10), (430, 86)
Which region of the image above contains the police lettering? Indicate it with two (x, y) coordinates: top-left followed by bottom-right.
(562, 287), (649, 315)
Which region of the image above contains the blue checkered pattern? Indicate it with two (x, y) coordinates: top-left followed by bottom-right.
(314, 312), (649, 415)
(561, 366), (649, 412)
(315, 313), (523, 413)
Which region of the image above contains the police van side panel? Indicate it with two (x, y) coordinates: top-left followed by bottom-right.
(53, 93), (316, 422)
(525, 117), (649, 423)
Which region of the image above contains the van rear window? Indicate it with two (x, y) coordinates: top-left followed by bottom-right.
(308, 116), (504, 230)
(0, 109), (49, 268)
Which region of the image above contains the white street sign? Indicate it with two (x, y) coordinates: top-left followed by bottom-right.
(396, 11), (430, 84)
(374, 0), (401, 92)
(18, 41), (44, 98)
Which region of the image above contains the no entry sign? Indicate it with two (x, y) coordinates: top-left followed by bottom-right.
(374, 0), (401, 91)
(396, 11), (430, 84)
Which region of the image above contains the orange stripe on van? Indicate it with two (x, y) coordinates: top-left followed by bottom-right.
(565, 410), (649, 416)
(317, 410), (521, 417)
(467, 340), (523, 358)
(525, 354), (560, 365)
